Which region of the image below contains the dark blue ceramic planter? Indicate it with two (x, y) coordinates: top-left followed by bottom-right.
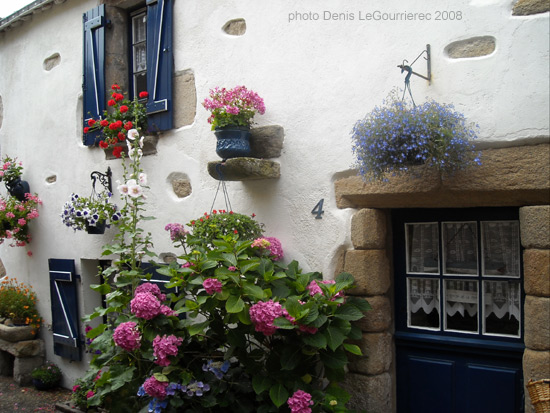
(6, 178), (30, 202)
(214, 126), (252, 160)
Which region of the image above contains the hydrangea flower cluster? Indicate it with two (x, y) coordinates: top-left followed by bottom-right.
(253, 237), (284, 261)
(202, 85), (266, 130)
(307, 279), (344, 300)
(203, 278), (223, 295)
(182, 380), (210, 397)
(249, 300), (285, 336)
(130, 290), (175, 320)
(202, 360), (231, 379)
(141, 376), (169, 399)
(113, 321), (141, 351)
(152, 334), (183, 366)
(135, 282), (166, 302)
(351, 92), (481, 180)
(287, 390), (314, 413)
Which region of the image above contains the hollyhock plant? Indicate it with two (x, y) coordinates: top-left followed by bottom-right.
(202, 85), (266, 130)
(84, 84), (147, 157)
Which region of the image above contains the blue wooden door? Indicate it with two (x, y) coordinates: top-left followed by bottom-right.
(393, 208), (524, 413)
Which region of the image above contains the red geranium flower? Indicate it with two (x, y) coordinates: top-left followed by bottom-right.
(108, 122), (119, 130)
(118, 132), (126, 140)
(99, 140), (109, 149)
(113, 146), (124, 158)
(112, 84), (121, 90)
(115, 120), (123, 128)
(88, 119), (96, 126)
(119, 105), (129, 113)
(108, 99), (116, 107)
(113, 93), (124, 102)
(100, 119), (109, 127)
(83, 127), (90, 133)
(139, 91), (149, 99)
(124, 121), (133, 130)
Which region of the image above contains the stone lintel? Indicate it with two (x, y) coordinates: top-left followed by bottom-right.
(335, 144), (550, 209)
(207, 158), (280, 181)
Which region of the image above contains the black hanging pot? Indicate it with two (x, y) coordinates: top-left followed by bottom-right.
(5, 178), (30, 202)
(86, 220), (106, 234)
(214, 126), (252, 160)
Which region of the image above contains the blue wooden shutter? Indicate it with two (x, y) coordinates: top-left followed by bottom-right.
(82, 5), (106, 146)
(146, 0), (173, 132)
(49, 259), (81, 361)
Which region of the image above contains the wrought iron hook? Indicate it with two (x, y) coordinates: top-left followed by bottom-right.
(90, 166), (113, 193)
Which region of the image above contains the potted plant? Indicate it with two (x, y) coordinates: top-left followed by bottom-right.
(84, 84), (148, 158)
(182, 209), (265, 247)
(31, 362), (62, 390)
(0, 155), (31, 201)
(0, 193), (42, 250)
(0, 277), (41, 341)
(351, 90), (482, 181)
(202, 85), (266, 160)
(60, 192), (120, 234)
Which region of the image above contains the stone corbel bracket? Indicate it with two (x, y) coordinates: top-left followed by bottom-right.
(208, 125), (284, 181)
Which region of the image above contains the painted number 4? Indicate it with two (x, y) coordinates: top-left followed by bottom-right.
(311, 199), (325, 219)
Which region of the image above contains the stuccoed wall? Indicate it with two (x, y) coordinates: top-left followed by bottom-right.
(0, 0), (549, 388)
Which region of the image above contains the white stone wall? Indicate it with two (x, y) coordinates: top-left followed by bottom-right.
(0, 0), (548, 386)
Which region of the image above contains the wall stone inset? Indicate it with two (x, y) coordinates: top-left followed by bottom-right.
(354, 295), (391, 332)
(344, 250), (390, 296)
(46, 175), (57, 184)
(520, 206), (550, 249)
(207, 158), (280, 181)
(349, 332), (392, 375)
(512, 0), (550, 15)
(43, 53), (61, 71)
(445, 36), (496, 59)
(343, 372), (393, 413)
(351, 208), (387, 249)
(167, 172), (192, 198)
(173, 70), (197, 129)
(524, 249), (550, 297)
(222, 18), (246, 36)
(250, 125), (285, 159)
(524, 295), (550, 350)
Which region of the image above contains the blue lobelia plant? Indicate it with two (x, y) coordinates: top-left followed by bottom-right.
(351, 90), (481, 181)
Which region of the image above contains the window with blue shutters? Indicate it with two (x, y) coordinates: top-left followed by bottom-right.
(82, 0), (173, 146)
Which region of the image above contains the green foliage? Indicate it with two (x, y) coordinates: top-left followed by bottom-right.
(187, 210), (264, 246)
(0, 277), (41, 331)
(31, 362), (62, 386)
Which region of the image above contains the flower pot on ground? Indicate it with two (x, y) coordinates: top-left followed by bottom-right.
(351, 90), (482, 181)
(31, 362), (62, 390)
(203, 85), (265, 160)
(0, 277), (41, 339)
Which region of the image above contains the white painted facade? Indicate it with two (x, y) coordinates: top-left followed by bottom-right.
(0, 0), (548, 388)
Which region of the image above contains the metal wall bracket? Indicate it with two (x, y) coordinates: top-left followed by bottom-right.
(90, 166), (112, 193)
(397, 44), (431, 84)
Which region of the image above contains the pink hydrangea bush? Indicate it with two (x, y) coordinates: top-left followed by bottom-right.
(152, 334), (183, 367)
(203, 278), (222, 295)
(142, 375), (169, 399)
(287, 390), (314, 413)
(249, 300), (285, 336)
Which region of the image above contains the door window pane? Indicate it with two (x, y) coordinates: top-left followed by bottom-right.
(443, 222), (478, 275)
(444, 280), (478, 333)
(408, 278), (440, 330)
(406, 223), (439, 274)
(482, 221), (520, 277)
(483, 281), (521, 337)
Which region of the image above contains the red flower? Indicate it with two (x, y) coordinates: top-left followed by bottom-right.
(119, 105), (129, 113)
(87, 119), (96, 126)
(83, 127), (90, 133)
(234, 230), (238, 234)
(113, 93), (124, 102)
(115, 120), (123, 128)
(108, 99), (116, 107)
(99, 140), (109, 149)
(111, 84), (121, 90)
(109, 123), (119, 130)
(124, 121), (133, 130)
(113, 146), (124, 158)
(118, 132), (126, 140)
(100, 119), (109, 127)
(251, 213), (256, 218)
(139, 91), (149, 99)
